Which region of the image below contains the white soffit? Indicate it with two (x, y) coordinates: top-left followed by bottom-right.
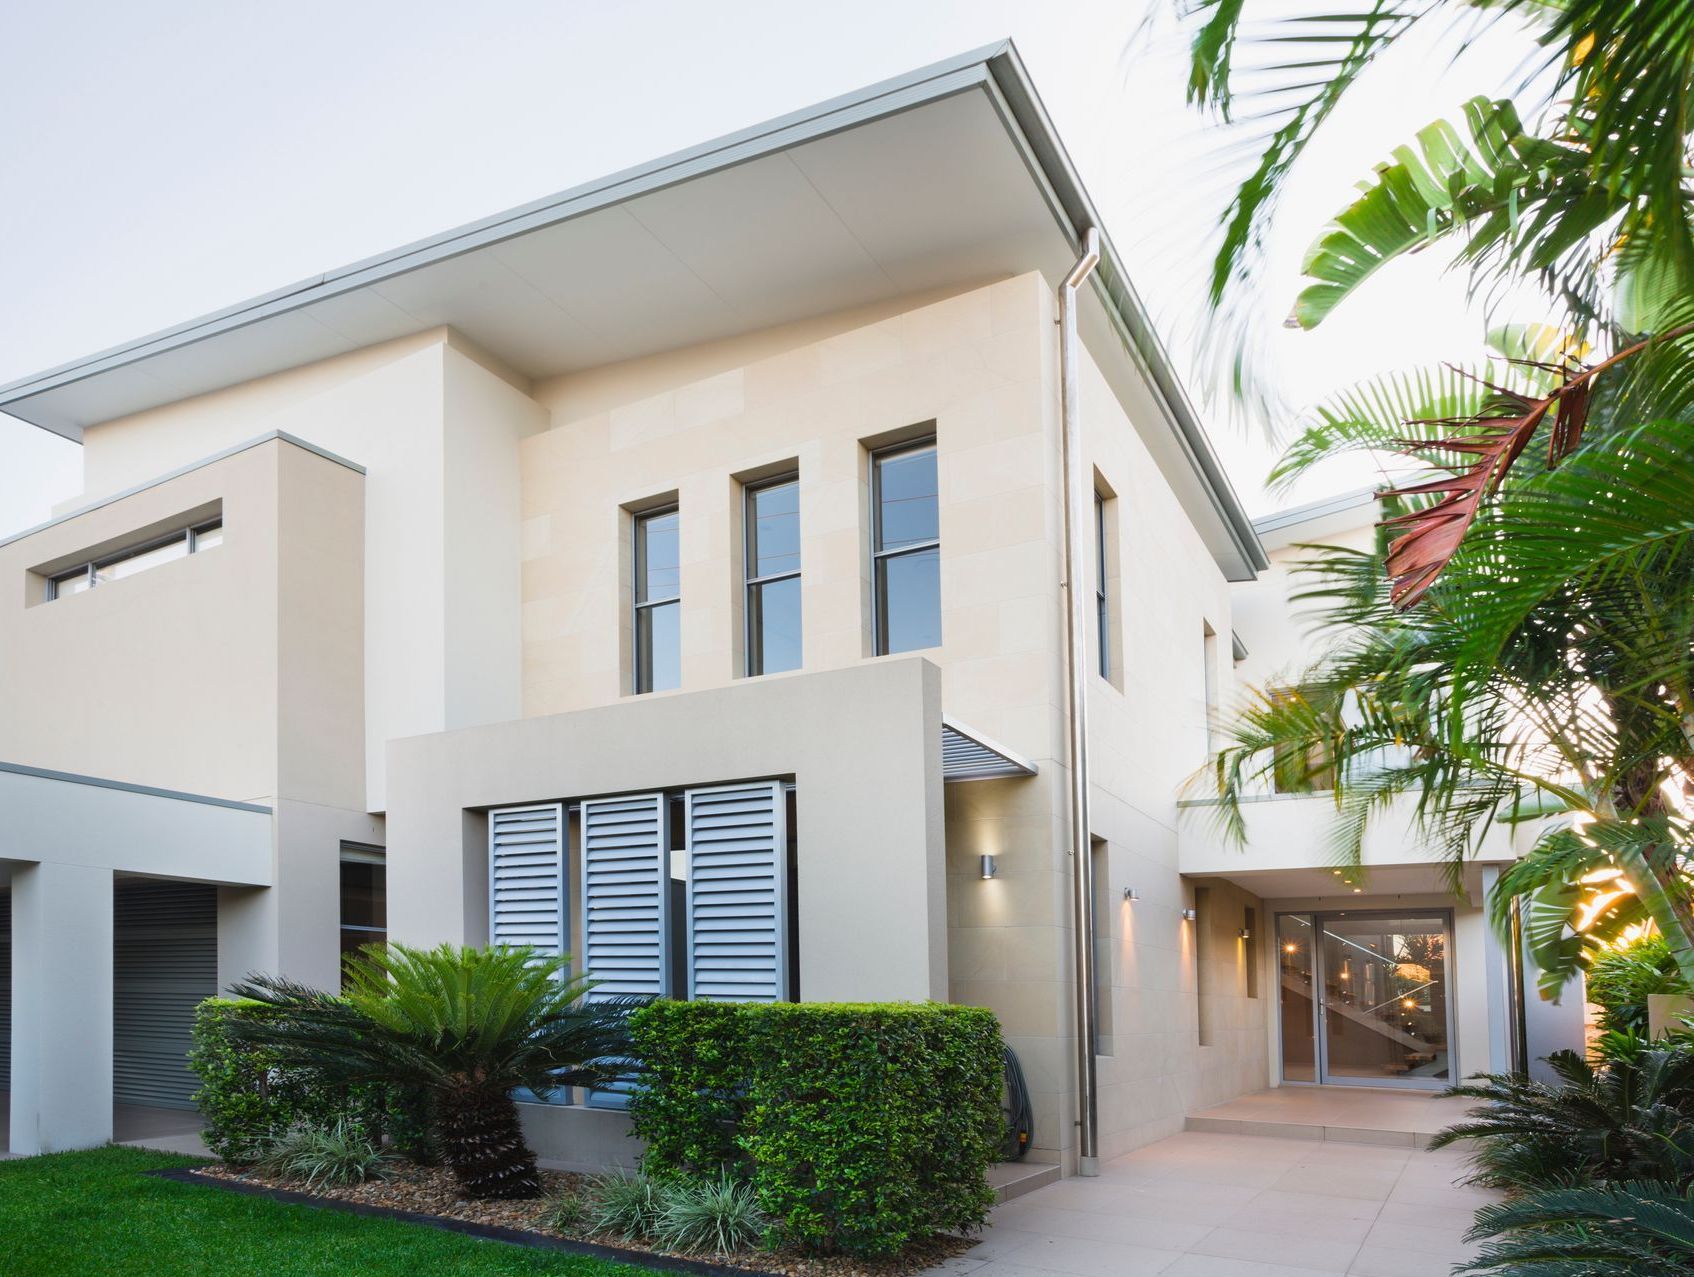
(942, 717), (1038, 783)
(0, 42), (1266, 580)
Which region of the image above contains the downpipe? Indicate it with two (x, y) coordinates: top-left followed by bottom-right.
(1058, 228), (1101, 1177)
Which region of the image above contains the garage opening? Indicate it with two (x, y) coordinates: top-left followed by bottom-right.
(113, 879), (217, 1110)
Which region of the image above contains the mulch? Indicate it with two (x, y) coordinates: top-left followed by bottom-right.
(186, 1162), (977, 1277)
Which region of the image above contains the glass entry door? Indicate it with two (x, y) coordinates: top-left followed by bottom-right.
(1277, 910), (1453, 1089)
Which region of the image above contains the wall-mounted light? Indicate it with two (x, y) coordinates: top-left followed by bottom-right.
(979, 854), (998, 880)
(1123, 887), (1140, 902)
(1181, 907), (1198, 922)
(1238, 928), (1252, 940)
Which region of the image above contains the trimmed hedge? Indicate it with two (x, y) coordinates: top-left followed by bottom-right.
(189, 998), (396, 1163)
(628, 1000), (1002, 1258)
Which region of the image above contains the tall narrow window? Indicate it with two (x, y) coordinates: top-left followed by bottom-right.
(1202, 623), (1220, 757)
(745, 475), (801, 676)
(339, 844), (386, 988)
(1091, 837), (1114, 1056)
(871, 438), (940, 655)
(633, 507), (680, 694)
(1095, 492), (1111, 679)
(1194, 886), (1212, 1046)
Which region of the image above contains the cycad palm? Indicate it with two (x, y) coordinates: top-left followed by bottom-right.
(229, 944), (633, 1199)
(1459, 1182), (1694, 1275)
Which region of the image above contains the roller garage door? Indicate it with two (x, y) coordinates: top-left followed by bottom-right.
(114, 879), (218, 1109)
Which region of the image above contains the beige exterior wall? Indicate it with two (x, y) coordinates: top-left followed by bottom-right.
(386, 659), (947, 1003)
(0, 436), (371, 989)
(75, 329), (546, 811)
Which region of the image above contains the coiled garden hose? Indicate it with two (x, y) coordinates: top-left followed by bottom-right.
(1000, 1044), (1033, 1161)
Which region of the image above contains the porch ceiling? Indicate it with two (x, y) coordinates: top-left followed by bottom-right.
(1186, 860), (1490, 902)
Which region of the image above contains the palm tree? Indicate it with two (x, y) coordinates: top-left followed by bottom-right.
(1431, 1048), (1694, 1189)
(1459, 1182), (1694, 1274)
(1208, 400), (1694, 993)
(1175, 0), (1694, 596)
(228, 944), (634, 1199)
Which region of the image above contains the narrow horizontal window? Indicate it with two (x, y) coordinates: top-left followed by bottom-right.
(46, 518), (223, 602)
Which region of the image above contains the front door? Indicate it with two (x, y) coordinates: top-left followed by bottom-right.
(1277, 910), (1454, 1089)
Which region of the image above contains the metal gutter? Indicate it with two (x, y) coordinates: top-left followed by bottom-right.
(979, 46), (1268, 579)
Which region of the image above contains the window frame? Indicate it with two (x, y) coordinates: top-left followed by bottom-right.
(46, 517), (223, 602)
(631, 505), (681, 695)
(1094, 490), (1110, 680)
(743, 472), (802, 677)
(869, 437), (941, 656)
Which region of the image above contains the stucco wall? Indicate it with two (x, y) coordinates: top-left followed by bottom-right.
(75, 329), (545, 811)
(385, 659), (947, 1003)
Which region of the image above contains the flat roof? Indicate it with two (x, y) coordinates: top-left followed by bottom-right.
(0, 41), (1267, 579)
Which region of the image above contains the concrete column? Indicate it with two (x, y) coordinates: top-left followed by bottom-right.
(1479, 866), (1514, 1074)
(9, 860), (114, 1155)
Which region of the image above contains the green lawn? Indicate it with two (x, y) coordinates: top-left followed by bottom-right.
(0, 1146), (656, 1277)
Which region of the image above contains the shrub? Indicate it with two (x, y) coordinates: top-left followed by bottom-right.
(588, 1170), (667, 1239)
(227, 945), (635, 1199)
(189, 999), (386, 1163)
(629, 1000), (1002, 1258)
(258, 1118), (392, 1188)
(1589, 936), (1688, 1036)
(651, 1171), (768, 1256)
(1435, 1047), (1694, 1192)
(545, 1189), (594, 1234)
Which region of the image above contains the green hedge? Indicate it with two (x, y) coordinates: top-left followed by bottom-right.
(628, 1000), (1002, 1258)
(188, 998), (397, 1163)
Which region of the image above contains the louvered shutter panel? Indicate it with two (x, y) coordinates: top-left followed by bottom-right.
(685, 780), (789, 1001)
(580, 794), (670, 999)
(488, 804), (567, 958)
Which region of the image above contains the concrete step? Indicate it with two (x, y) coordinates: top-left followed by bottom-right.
(988, 1159), (1061, 1202)
(1184, 1085), (1476, 1150)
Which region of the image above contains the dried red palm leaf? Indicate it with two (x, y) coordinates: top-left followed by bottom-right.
(1377, 322), (1693, 609)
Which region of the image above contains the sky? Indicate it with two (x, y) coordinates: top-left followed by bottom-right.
(0, 1), (1544, 538)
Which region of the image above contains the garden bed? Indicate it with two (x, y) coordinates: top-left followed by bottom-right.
(185, 1162), (977, 1277)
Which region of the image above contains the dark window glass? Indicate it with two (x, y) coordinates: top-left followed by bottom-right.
(872, 441), (940, 655)
(749, 575), (802, 676)
(634, 508), (681, 693)
(876, 544), (941, 654)
(745, 476), (801, 676)
(636, 597), (681, 693)
(1095, 492), (1111, 679)
(339, 856), (386, 987)
(875, 446), (939, 549)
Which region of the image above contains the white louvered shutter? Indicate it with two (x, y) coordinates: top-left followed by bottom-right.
(580, 793), (670, 999)
(685, 780), (789, 1001)
(488, 804), (567, 958)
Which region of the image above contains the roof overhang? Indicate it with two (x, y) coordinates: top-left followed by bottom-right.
(941, 717), (1038, 782)
(0, 41), (1266, 580)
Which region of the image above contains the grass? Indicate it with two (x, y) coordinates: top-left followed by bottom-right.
(0, 1146), (660, 1277)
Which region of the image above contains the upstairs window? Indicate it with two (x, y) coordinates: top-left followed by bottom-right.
(47, 518), (223, 601)
(744, 474), (801, 676)
(1095, 491), (1111, 679)
(871, 438), (940, 655)
(633, 507), (680, 694)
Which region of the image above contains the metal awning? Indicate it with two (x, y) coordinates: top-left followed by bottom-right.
(942, 717), (1038, 783)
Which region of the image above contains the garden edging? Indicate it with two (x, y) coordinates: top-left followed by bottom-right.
(147, 1168), (781, 1277)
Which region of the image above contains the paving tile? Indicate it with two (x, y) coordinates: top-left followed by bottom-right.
(1216, 1208), (1378, 1246)
(1003, 1235), (1186, 1277)
(1267, 1167), (1401, 1201)
(1243, 1190), (1386, 1221)
(991, 1201), (1212, 1252)
(1165, 1256), (1347, 1277)
(1188, 1225), (1363, 1273)
(1347, 1242), (1469, 1277)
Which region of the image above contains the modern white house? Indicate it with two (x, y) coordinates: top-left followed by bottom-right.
(0, 42), (1580, 1164)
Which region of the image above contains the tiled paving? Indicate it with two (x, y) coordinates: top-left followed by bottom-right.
(935, 1131), (1496, 1277)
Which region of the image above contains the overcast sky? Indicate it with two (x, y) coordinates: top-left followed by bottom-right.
(0, 1), (1537, 537)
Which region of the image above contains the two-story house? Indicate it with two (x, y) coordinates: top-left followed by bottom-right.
(0, 42), (1577, 1167)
